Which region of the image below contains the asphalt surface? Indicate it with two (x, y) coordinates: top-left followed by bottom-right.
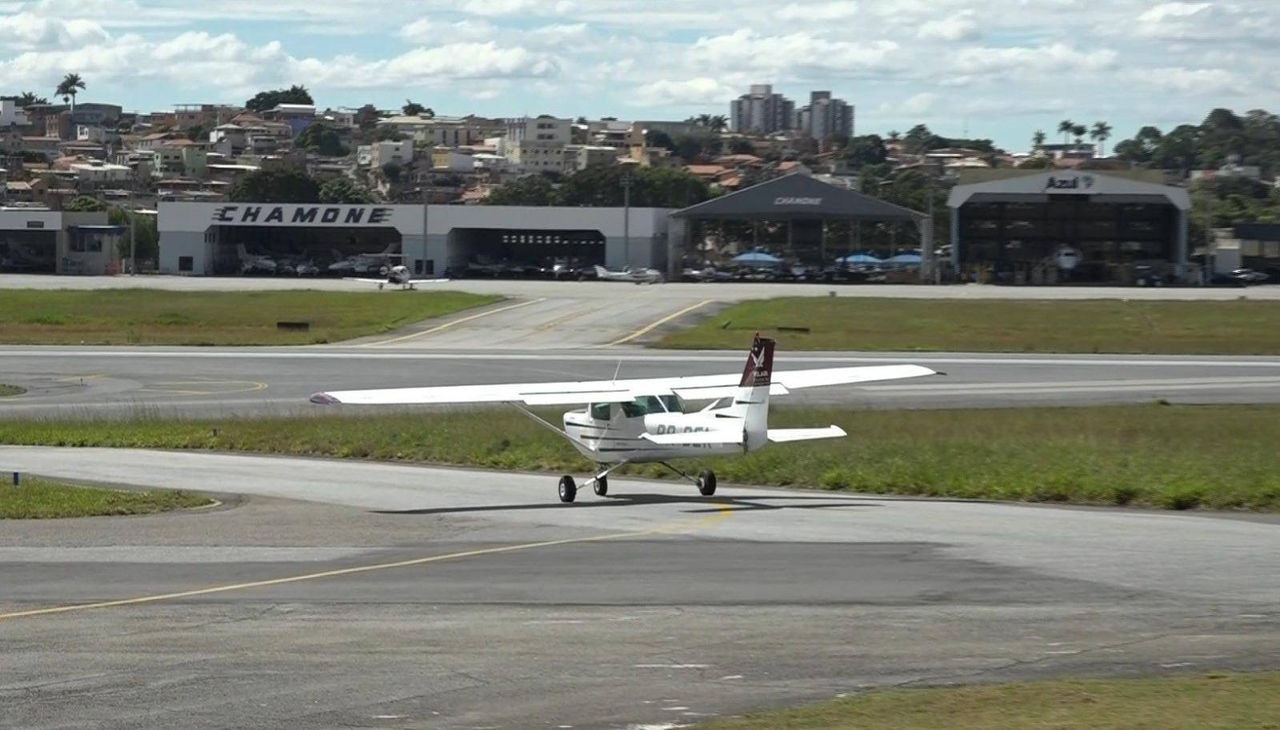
(1, 449), (1278, 730)
(2, 275), (1279, 729)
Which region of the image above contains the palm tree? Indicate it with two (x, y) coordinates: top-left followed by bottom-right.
(887, 130), (901, 143)
(1071, 124), (1087, 148)
(55, 73), (85, 117)
(1090, 121), (1112, 158)
(1057, 119), (1074, 146)
(1032, 129), (1046, 150)
(709, 114), (728, 133)
(16, 91), (47, 107)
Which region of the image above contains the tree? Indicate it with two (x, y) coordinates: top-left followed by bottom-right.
(295, 121), (348, 157)
(902, 124), (939, 154)
(1071, 124), (1087, 147)
(843, 134), (888, 168)
(381, 162), (403, 185)
(13, 91), (48, 107)
(55, 73), (85, 117)
(1032, 129), (1046, 150)
(228, 169), (321, 202)
(1090, 121), (1112, 157)
(644, 129), (676, 151)
(108, 205), (158, 263)
(484, 173), (558, 206)
(185, 122), (214, 143)
(353, 104), (380, 131)
(1057, 119), (1074, 146)
(318, 176), (377, 204)
(244, 85), (313, 113)
(65, 194), (106, 212)
(726, 138), (755, 155)
(402, 100), (425, 116)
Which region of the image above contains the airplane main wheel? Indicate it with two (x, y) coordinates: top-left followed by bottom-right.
(593, 475), (608, 497)
(377, 282), (384, 290)
(697, 469), (717, 496)
(558, 475), (577, 503)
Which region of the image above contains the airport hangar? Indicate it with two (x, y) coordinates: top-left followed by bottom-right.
(947, 170), (1193, 285)
(0, 208), (123, 275)
(156, 201), (680, 277)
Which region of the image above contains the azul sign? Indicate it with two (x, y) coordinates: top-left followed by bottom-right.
(774, 196), (823, 206)
(211, 205), (396, 226)
(1044, 175), (1095, 192)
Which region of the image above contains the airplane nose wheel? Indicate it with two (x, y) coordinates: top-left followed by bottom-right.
(592, 475), (608, 497)
(558, 475), (577, 503)
(697, 469), (717, 496)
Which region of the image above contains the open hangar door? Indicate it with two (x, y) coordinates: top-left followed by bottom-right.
(210, 224), (402, 276)
(0, 227), (57, 273)
(446, 228), (605, 278)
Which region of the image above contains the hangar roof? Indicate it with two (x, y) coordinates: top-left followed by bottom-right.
(672, 172), (922, 221)
(947, 171), (1191, 211)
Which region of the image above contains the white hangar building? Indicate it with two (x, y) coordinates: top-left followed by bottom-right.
(156, 202), (680, 276)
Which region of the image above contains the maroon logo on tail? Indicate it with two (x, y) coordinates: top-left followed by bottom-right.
(739, 333), (776, 387)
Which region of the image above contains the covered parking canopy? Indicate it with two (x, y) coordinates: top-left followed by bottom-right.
(670, 173), (930, 273)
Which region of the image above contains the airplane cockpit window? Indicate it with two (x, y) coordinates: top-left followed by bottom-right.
(621, 395), (664, 418)
(658, 394), (685, 413)
(590, 403), (612, 420)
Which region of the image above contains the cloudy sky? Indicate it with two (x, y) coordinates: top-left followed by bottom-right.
(2, 0), (1275, 151)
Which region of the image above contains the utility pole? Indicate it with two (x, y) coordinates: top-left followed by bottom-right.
(621, 167), (633, 268)
(128, 187), (136, 276)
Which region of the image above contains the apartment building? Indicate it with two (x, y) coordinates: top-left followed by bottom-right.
(796, 91), (853, 141)
(503, 115), (572, 173)
(729, 84), (795, 135)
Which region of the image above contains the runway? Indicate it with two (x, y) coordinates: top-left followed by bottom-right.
(2, 278), (1279, 728)
(1, 448), (1278, 729)
(2, 346), (1280, 418)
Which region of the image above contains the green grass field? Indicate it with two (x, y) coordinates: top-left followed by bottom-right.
(0, 290), (500, 345)
(0, 477), (213, 519)
(0, 384), (25, 397)
(658, 297), (1280, 354)
(3, 403), (1277, 511)
(695, 672), (1280, 730)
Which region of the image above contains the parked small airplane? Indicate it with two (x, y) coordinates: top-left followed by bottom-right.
(328, 243), (401, 276)
(235, 243), (277, 275)
(594, 264), (665, 284)
(310, 334), (937, 502)
(346, 263), (447, 290)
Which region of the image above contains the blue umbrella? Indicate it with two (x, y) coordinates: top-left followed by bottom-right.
(837, 253), (882, 265)
(732, 251), (782, 265)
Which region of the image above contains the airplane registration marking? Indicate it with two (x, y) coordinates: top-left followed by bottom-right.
(606, 299), (713, 346)
(364, 297), (548, 346)
(0, 502), (735, 622)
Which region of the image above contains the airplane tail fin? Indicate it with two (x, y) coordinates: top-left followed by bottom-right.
(730, 333), (774, 450)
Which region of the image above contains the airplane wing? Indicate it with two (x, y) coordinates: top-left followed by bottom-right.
(311, 364), (936, 407)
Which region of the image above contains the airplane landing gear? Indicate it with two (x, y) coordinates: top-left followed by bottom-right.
(697, 468), (717, 496)
(592, 474), (608, 497)
(558, 475), (577, 503)
(659, 462), (719, 497)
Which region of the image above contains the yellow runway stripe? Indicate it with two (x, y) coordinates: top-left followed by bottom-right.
(607, 299), (713, 346)
(0, 503), (734, 622)
(366, 297), (548, 346)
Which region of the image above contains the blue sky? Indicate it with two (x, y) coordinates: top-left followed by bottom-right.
(2, 0), (1277, 152)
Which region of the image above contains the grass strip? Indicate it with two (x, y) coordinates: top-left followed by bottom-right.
(2, 403), (1278, 511)
(0, 385), (26, 397)
(0, 477), (213, 519)
(0, 290), (500, 345)
(694, 671), (1280, 730)
(657, 297), (1280, 354)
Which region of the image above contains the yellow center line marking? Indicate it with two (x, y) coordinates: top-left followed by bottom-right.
(365, 297), (548, 347)
(606, 299), (713, 347)
(0, 501), (736, 622)
(531, 302), (597, 334)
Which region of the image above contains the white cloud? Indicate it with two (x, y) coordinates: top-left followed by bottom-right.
(918, 11), (981, 42)
(775, 1), (859, 22)
(631, 77), (738, 107)
(688, 29), (903, 77)
(0, 12), (110, 50)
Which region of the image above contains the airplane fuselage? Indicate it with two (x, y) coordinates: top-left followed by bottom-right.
(561, 406), (747, 463)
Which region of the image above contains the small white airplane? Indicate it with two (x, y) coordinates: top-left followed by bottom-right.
(236, 243), (277, 275)
(310, 334), (937, 503)
(346, 263), (447, 290)
(594, 264), (665, 284)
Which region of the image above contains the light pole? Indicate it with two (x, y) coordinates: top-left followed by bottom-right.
(128, 188), (136, 276)
(619, 159), (638, 269)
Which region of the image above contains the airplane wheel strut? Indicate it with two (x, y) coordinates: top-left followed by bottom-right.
(558, 475), (577, 503)
(593, 475), (608, 497)
(698, 469), (717, 496)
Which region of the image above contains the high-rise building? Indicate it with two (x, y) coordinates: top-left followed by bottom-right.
(797, 91), (854, 142)
(729, 84), (795, 135)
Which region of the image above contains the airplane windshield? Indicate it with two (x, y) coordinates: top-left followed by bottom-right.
(620, 394), (683, 418)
